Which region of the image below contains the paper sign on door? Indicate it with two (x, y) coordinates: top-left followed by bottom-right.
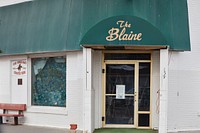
(116, 85), (125, 99)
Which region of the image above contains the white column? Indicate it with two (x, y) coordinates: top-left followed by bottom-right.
(83, 48), (93, 133)
(159, 48), (169, 133)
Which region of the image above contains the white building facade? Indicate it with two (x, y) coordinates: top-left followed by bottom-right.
(0, 0), (200, 133)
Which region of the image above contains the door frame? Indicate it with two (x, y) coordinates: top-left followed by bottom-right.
(102, 51), (152, 129)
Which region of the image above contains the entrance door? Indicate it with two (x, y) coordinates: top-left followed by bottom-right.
(105, 62), (136, 126)
(104, 61), (151, 128)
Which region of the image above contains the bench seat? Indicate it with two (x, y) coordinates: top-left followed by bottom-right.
(0, 103), (26, 125)
(0, 114), (24, 117)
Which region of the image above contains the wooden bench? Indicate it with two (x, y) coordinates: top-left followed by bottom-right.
(0, 103), (26, 125)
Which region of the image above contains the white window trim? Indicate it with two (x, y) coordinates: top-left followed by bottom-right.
(27, 53), (68, 115)
(27, 106), (68, 115)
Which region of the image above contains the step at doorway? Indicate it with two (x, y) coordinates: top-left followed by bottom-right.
(94, 128), (158, 133)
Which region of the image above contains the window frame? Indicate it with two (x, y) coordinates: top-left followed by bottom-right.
(27, 53), (68, 115)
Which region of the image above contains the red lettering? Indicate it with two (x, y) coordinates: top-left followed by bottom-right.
(14, 71), (26, 75)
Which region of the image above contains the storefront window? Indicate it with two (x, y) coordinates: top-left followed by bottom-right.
(31, 56), (66, 107)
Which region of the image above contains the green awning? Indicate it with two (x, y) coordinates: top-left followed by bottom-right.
(0, 0), (190, 55)
(81, 15), (167, 47)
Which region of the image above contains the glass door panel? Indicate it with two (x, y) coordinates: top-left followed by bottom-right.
(138, 62), (151, 111)
(106, 96), (134, 124)
(106, 64), (134, 94)
(138, 62), (151, 127)
(105, 64), (135, 125)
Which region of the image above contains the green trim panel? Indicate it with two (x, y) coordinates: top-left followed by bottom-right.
(0, 0), (190, 55)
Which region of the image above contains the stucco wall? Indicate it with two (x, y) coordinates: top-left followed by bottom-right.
(0, 56), (12, 103)
(152, 51), (160, 129)
(167, 0), (200, 132)
(0, 52), (84, 130)
(93, 51), (103, 129)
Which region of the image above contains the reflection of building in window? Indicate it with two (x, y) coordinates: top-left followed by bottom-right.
(138, 62), (150, 111)
(31, 56), (66, 107)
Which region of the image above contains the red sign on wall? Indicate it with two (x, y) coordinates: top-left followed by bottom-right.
(12, 59), (27, 75)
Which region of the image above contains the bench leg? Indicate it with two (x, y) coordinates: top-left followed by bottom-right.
(14, 117), (18, 125)
(0, 116), (2, 124)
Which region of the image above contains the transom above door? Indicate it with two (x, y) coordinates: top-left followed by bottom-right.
(103, 52), (151, 128)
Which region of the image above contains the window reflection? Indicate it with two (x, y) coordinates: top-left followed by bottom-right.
(106, 64), (134, 94)
(106, 96), (134, 124)
(138, 63), (150, 111)
(31, 56), (66, 107)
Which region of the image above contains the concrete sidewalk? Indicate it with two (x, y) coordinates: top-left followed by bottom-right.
(169, 131), (200, 133)
(0, 124), (82, 133)
(0, 125), (199, 133)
